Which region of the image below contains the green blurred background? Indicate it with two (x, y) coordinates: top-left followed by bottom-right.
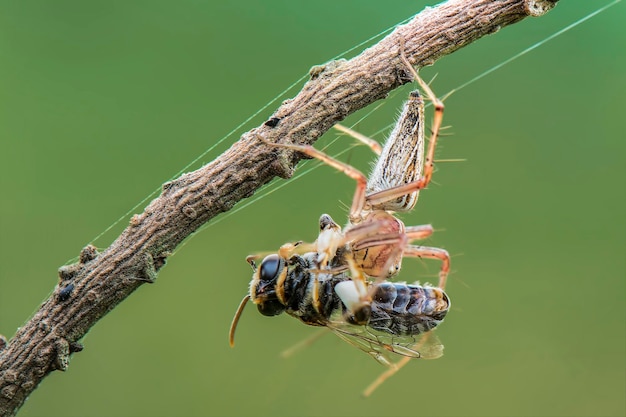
(1, 1), (624, 416)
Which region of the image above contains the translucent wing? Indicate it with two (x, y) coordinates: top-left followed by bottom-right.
(326, 317), (444, 367)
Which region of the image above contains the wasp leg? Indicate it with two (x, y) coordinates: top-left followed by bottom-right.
(362, 358), (405, 397)
(362, 331), (436, 397)
(280, 329), (329, 358)
(277, 241), (317, 260)
(273, 214), (343, 268)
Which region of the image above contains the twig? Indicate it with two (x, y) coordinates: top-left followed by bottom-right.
(0, 1), (557, 415)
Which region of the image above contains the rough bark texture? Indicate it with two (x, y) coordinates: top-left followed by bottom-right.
(0, 0), (558, 415)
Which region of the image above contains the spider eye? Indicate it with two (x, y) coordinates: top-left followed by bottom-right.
(257, 299), (286, 316)
(259, 254), (281, 282)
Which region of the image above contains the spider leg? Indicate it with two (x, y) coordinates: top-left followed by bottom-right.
(404, 224), (434, 240)
(256, 133), (367, 222)
(403, 245), (450, 290)
(333, 124), (382, 155)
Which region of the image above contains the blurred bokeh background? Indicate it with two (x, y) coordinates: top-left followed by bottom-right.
(1, 1), (624, 416)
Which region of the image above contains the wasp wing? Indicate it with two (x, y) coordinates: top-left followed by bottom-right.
(326, 318), (443, 367)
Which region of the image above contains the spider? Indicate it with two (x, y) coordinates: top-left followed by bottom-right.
(256, 42), (451, 309)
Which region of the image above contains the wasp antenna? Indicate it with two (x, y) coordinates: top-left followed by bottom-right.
(229, 295), (251, 348)
(245, 256), (257, 271)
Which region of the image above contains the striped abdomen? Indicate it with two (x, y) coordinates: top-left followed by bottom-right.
(368, 281), (449, 336)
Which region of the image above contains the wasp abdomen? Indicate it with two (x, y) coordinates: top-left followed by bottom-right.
(369, 282), (449, 336)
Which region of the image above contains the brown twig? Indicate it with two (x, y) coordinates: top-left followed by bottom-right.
(0, 0), (558, 415)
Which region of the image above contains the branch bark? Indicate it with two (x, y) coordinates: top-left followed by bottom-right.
(0, 0), (558, 415)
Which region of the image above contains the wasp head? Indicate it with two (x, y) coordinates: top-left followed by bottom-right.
(229, 253), (288, 348)
(250, 254), (286, 316)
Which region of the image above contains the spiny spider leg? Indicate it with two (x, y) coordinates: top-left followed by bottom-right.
(333, 123), (383, 155)
(256, 133), (369, 221)
(404, 224), (435, 240)
(403, 245), (451, 290)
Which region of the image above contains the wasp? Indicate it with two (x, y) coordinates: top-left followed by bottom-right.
(229, 251), (450, 369)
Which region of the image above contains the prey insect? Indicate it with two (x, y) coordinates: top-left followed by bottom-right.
(229, 251), (449, 373)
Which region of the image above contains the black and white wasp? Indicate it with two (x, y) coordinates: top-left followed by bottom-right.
(229, 251), (449, 369)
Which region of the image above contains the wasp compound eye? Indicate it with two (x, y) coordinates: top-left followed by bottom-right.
(259, 254), (281, 282)
(257, 299), (286, 316)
